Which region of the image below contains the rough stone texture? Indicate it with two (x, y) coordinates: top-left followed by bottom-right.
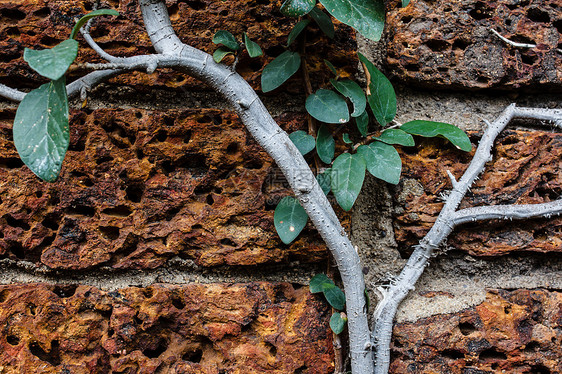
(0, 107), (338, 269)
(394, 129), (562, 257)
(0, 282), (333, 373)
(385, 0), (562, 90)
(391, 289), (562, 373)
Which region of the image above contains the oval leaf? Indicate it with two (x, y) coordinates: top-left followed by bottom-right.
(357, 142), (401, 185)
(401, 120), (472, 151)
(24, 39), (79, 81)
(309, 7), (335, 38)
(306, 89), (349, 124)
(310, 273), (335, 293)
(358, 53), (396, 126)
(287, 19), (311, 46)
(331, 153), (366, 211)
(324, 59), (338, 76)
(274, 196), (308, 244)
(323, 284), (346, 310)
(317, 169), (331, 195)
(377, 128), (415, 146)
(330, 312), (347, 334)
(289, 130), (315, 155)
(261, 51), (301, 92)
(213, 47), (234, 63)
(280, 0), (316, 17)
(13, 78), (69, 182)
(402, 0), (411, 7)
(318, 0), (384, 41)
(316, 125), (335, 164)
(69, 9), (119, 39)
(212, 30), (240, 51)
(356, 110), (369, 137)
(330, 79), (366, 117)
(243, 32), (263, 57)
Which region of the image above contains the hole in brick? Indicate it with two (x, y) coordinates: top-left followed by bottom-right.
(156, 130), (168, 142)
(469, 2), (492, 20)
(205, 194), (215, 205)
(33, 7), (51, 18)
(295, 366), (307, 373)
(527, 7), (550, 23)
(126, 184), (144, 203)
(442, 349), (464, 360)
(42, 214), (60, 231)
(186, 0), (205, 10)
(401, 15), (413, 23)
(0, 157), (24, 169)
(220, 238), (237, 247)
(165, 206), (182, 221)
(99, 226), (120, 240)
(479, 348), (507, 360)
(135, 112), (143, 119)
(476, 75), (490, 84)
(27, 303), (37, 315)
(182, 348), (203, 363)
(7, 335), (19, 345)
(164, 116), (174, 127)
(525, 341), (540, 351)
(107, 328), (114, 337)
(0, 289), (9, 302)
(143, 338), (168, 358)
(53, 284), (77, 298)
(405, 63), (420, 72)
(196, 115), (212, 124)
(102, 205), (132, 217)
(5, 215), (30, 231)
(191, 224), (203, 230)
(1, 8), (26, 21)
(554, 20), (562, 34)
(453, 39), (470, 50)
(183, 130), (192, 143)
(67, 205), (95, 217)
(511, 34), (535, 45)
(226, 142), (239, 155)
(530, 365), (551, 374)
(96, 155), (114, 165)
(29, 340), (60, 366)
(459, 321), (477, 335)
(265, 341), (277, 357)
(8, 242), (25, 259)
(521, 52), (538, 65)
(143, 287), (153, 299)
(35, 191), (43, 198)
(162, 160), (175, 175)
(246, 159), (263, 169)
(5, 26), (20, 38)
(171, 294), (185, 309)
(40, 35), (60, 47)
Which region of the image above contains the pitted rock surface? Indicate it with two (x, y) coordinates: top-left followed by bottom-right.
(0, 108), (332, 269)
(394, 129), (562, 256)
(0, 282), (333, 373)
(386, 0), (562, 90)
(391, 289), (562, 373)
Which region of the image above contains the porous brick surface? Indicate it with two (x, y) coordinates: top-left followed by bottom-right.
(386, 0), (562, 90)
(394, 129), (562, 256)
(391, 289), (562, 373)
(0, 282), (333, 373)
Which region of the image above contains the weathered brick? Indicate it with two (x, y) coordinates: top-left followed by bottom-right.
(391, 289), (562, 373)
(0, 282), (334, 373)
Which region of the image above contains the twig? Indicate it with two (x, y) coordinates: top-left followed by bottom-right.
(371, 104), (562, 374)
(491, 28), (562, 54)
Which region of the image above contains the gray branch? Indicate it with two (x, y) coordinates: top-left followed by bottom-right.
(372, 104), (562, 374)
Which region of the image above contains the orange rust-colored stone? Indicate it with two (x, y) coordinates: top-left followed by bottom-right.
(0, 107), (332, 269)
(391, 289), (562, 373)
(0, 282), (334, 373)
(394, 129), (562, 256)
(386, 0), (562, 90)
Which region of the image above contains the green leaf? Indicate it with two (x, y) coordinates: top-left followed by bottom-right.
(324, 59), (337, 75)
(13, 78), (69, 182)
(212, 30), (240, 50)
(317, 169), (331, 195)
(23, 39), (79, 81)
(213, 47), (234, 63)
(356, 110), (369, 137)
(358, 53), (396, 126)
(274, 196), (308, 244)
(306, 89), (349, 124)
(309, 7), (335, 38)
(289, 130), (315, 155)
(318, 0), (384, 41)
(261, 51), (301, 92)
(342, 133), (352, 144)
(401, 120), (472, 152)
(330, 312), (347, 334)
(287, 19), (311, 46)
(281, 0), (316, 17)
(309, 273), (335, 293)
(402, 0), (410, 7)
(377, 129), (415, 146)
(331, 153), (366, 211)
(357, 142), (401, 185)
(323, 284), (346, 310)
(69, 9), (119, 39)
(243, 33), (263, 57)
(330, 79), (366, 117)
(316, 124), (335, 164)
(364, 289), (370, 311)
